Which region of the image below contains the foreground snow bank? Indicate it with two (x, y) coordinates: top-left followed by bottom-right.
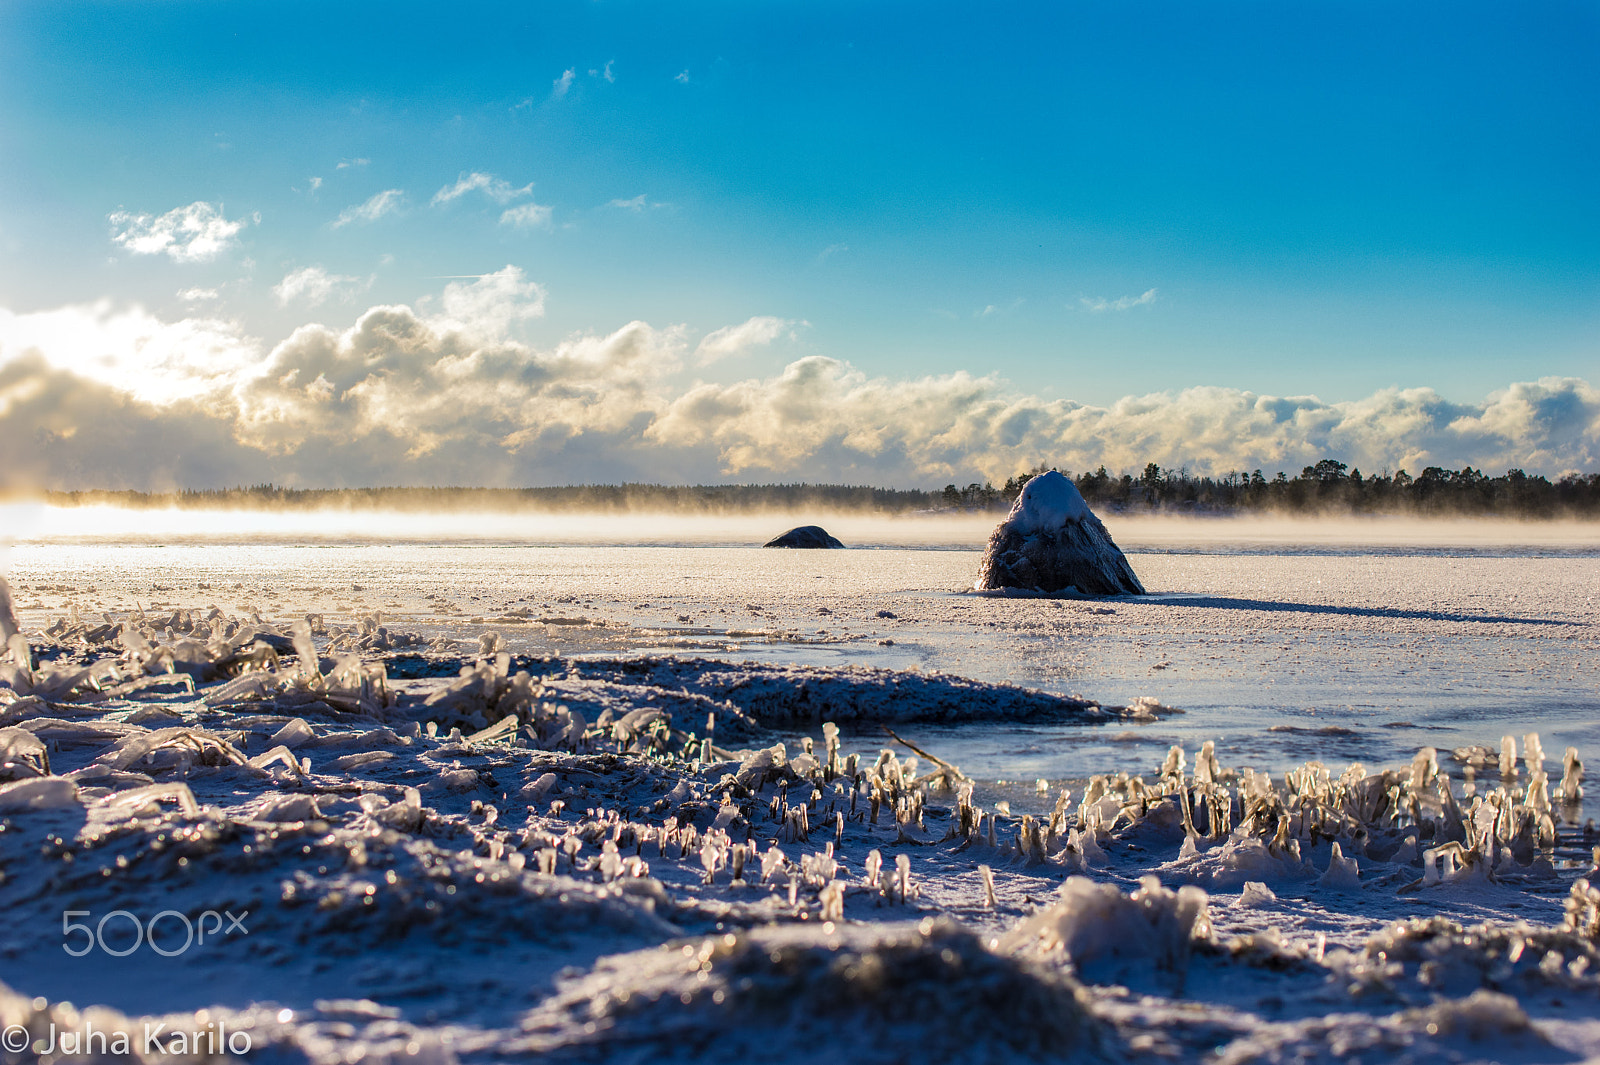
(2, 603), (1600, 1063)
(517, 918), (1107, 1063)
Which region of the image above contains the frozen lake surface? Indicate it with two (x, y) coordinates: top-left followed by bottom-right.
(1, 509), (1598, 1063)
(9, 516), (1597, 808)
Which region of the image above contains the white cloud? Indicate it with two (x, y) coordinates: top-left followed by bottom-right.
(818, 243), (849, 262)
(694, 316), (796, 365)
(336, 158), (369, 170)
(108, 201), (248, 263)
(978, 298), (1024, 318)
(308, 177), (323, 191)
(273, 266), (371, 308)
(332, 190), (404, 228)
(0, 301), (258, 406)
(1080, 288), (1158, 313)
(674, 70), (690, 83)
(232, 271), (675, 460)
(177, 288), (218, 303)
(500, 203), (554, 229)
(432, 172), (534, 207)
(553, 68), (575, 98)
(603, 60), (616, 83)
(433, 266), (547, 335)
(607, 194), (650, 211)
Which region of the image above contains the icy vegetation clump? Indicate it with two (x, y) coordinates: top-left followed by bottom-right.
(1008, 875), (1212, 981)
(1323, 906), (1600, 999)
(976, 472), (1145, 596)
(4, 579), (1600, 1063)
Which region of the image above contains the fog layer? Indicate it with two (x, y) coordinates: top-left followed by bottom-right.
(9, 504), (1598, 551)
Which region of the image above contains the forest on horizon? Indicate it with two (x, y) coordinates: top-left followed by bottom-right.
(24, 460), (1600, 519)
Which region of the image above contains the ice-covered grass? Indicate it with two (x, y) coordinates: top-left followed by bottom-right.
(16, 535), (1575, 790)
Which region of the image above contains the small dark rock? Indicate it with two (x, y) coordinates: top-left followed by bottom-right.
(763, 525), (845, 549)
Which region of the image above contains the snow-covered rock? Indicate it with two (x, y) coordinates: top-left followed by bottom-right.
(763, 525), (845, 548)
(977, 471), (1145, 595)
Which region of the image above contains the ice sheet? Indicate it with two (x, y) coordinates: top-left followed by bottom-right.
(0, 527), (1596, 1063)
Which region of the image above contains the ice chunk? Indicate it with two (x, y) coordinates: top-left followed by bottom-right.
(1317, 841), (1362, 891)
(258, 793), (324, 823)
(0, 725), (49, 777)
(0, 577), (18, 643)
(268, 717), (315, 750)
(1236, 881), (1278, 908)
(0, 775), (80, 813)
(1559, 746), (1584, 803)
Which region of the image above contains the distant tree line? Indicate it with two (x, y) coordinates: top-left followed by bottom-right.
(39, 482), (944, 514)
(28, 461), (1600, 518)
(942, 460), (1600, 518)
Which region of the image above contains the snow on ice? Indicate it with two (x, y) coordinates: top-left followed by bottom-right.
(0, 573), (1598, 1063)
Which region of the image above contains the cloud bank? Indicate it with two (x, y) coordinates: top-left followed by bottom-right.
(1, 278), (1595, 491)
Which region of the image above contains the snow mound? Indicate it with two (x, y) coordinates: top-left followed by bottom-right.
(977, 472), (1145, 596)
(1214, 989), (1543, 1065)
(1007, 874), (1212, 982)
(1160, 833), (1315, 889)
(566, 656), (1106, 724)
(517, 918), (1107, 1063)
(1006, 470), (1093, 532)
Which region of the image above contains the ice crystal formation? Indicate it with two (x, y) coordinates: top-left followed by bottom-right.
(976, 472), (1145, 596)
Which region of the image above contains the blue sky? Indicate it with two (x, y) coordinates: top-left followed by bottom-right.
(0, 1), (1596, 488)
